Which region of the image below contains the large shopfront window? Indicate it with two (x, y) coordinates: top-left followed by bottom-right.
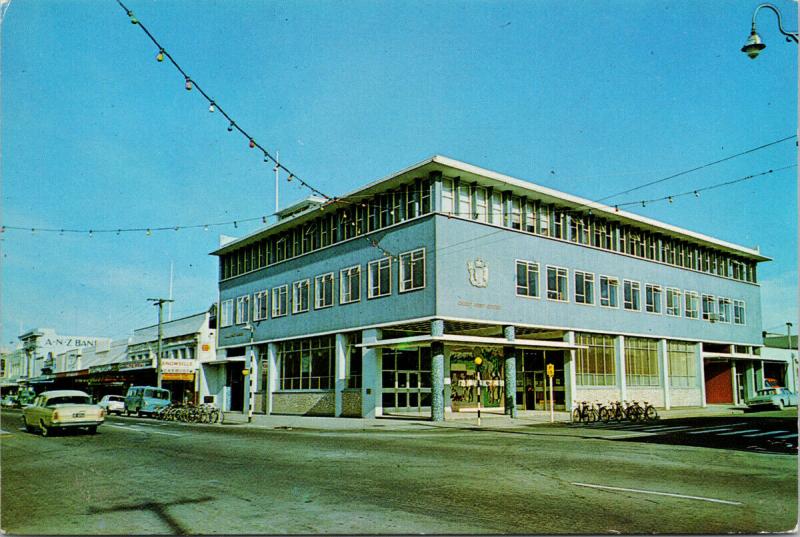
(279, 336), (334, 390)
(575, 333), (616, 386)
(381, 347), (431, 412)
(668, 341), (696, 388)
(625, 337), (660, 386)
(450, 349), (504, 409)
(515, 350), (565, 410)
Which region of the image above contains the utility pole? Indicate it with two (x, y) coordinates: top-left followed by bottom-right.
(148, 298), (174, 388)
(787, 322), (793, 349)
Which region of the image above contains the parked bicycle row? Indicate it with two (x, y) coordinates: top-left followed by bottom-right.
(572, 400), (659, 424)
(154, 403), (220, 424)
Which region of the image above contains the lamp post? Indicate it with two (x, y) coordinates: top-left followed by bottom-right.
(243, 323), (255, 422)
(741, 3), (798, 59)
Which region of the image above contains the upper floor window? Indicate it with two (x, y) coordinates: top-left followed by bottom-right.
(702, 294), (716, 321)
(510, 197), (522, 230)
(441, 178), (454, 214)
(272, 285), (288, 318)
(574, 271), (595, 305)
(220, 299), (233, 327)
(546, 266), (568, 301)
(292, 280), (310, 314)
(717, 297), (732, 323)
(399, 249), (426, 292)
(623, 280), (641, 311)
(684, 291), (699, 319)
(254, 290), (269, 321)
(490, 191), (503, 225)
(599, 276), (619, 308)
(645, 284), (662, 314)
(236, 295), (250, 324)
(457, 183), (472, 219)
(474, 187), (488, 222)
(515, 260), (540, 298)
(666, 288), (681, 317)
(733, 300), (746, 325)
(340, 265), (362, 304)
(368, 258), (392, 299)
(315, 273), (334, 309)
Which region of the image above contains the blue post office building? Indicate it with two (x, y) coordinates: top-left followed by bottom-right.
(209, 156), (770, 420)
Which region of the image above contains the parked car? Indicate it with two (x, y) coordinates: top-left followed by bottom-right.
(22, 390), (105, 436)
(124, 386), (171, 416)
(98, 394), (126, 415)
(1, 395), (18, 408)
(746, 387), (798, 410)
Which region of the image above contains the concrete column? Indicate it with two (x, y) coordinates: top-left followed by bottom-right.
(430, 171), (443, 213)
(503, 325), (517, 418)
(563, 331), (577, 411)
(616, 335), (627, 402)
(744, 362), (756, 400)
(431, 319), (445, 422)
(243, 345), (254, 416)
(334, 333), (348, 417)
(731, 360), (739, 405)
(697, 344), (706, 407)
(266, 342), (278, 414)
(361, 328), (382, 419)
(658, 339), (670, 409)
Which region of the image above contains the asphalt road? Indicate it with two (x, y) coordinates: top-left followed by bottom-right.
(1, 409), (797, 534)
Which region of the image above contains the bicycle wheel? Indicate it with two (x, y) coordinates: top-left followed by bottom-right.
(644, 405), (659, 421)
(572, 408), (582, 424)
(598, 407), (611, 423)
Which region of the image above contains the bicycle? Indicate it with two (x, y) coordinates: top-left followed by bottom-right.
(624, 400), (644, 422)
(605, 400), (625, 422)
(572, 401), (596, 424)
(641, 401), (659, 421)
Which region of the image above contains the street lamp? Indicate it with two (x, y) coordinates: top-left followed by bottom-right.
(741, 3), (798, 59)
(243, 323), (256, 423)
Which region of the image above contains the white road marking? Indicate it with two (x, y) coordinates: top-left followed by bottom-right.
(687, 427), (732, 435)
(716, 429), (761, 436)
(637, 426), (691, 432)
(571, 482), (743, 506)
(742, 430), (790, 437)
(774, 433), (798, 440)
(105, 423), (183, 436)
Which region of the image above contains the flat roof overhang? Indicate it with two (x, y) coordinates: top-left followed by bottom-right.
(356, 334), (586, 350)
(703, 352), (774, 362)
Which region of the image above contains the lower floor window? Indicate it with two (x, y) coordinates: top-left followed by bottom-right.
(576, 333), (616, 386)
(625, 337), (659, 386)
(668, 341), (696, 388)
(279, 335), (334, 390)
(381, 347), (431, 409)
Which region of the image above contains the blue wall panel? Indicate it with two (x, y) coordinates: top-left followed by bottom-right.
(218, 218), (437, 347)
(434, 216), (763, 345)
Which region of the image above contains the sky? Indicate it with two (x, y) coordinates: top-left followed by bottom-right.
(1, 0), (797, 347)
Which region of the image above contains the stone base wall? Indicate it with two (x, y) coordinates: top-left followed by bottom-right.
(341, 390), (362, 417)
(573, 387), (622, 406)
(627, 387), (664, 407)
(272, 391), (335, 416)
(669, 387), (703, 407)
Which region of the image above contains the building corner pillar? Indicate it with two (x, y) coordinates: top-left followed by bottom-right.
(563, 331), (577, 411)
(266, 342), (278, 415)
(431, 320), (445, 422)
(361, 328), (382, 419)
(503, 325), (517, 418)
(616, 335), (627, 402)
(658, 338), (670, 409)
(334, 333), (348, 417)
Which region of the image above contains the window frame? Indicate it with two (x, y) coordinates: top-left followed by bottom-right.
(515, 260), (540, 299)
(599, 275), (619, 308)
(235, 295), (250, 325)
(271, 285), (289, 318)
(645, 283), (663, 314)
(368, 258), (392, 299)
(314, 272), (335, 310)
(665, 287), (681, 317)
(546, 265), (569, 302)
(574, 270), (595, 305)
(684, 291), (700, 319)
(702, 294), (716, 321)
(254, 290), (269, 321)
(623, 279), (641, 311)
(292, 279), (311, 314)
(340, 265), (362, 305)
(399, 248), (426, 293)
(733, 299), (746, 325)
(220, 299), (234, 327)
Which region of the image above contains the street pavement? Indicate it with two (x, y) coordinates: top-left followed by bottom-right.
(1, 408), (797, 534)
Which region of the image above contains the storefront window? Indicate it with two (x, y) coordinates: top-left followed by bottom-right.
(278, 336), (334, 390)
(449, 349), (503, 409)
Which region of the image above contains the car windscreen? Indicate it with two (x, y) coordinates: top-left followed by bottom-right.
(47, 396), (92, 406)
(108, 396), (125, 401)
(144, 389), (169, 399)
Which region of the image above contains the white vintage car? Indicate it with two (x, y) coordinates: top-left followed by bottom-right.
(22, 390), (105, 436)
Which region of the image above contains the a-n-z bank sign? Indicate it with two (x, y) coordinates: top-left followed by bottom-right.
(160, 359), (195, 374)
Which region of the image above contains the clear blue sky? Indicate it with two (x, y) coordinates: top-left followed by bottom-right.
(2, 0), (797, 346)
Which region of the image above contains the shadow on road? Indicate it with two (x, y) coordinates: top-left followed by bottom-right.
(87, 496), (215, 534)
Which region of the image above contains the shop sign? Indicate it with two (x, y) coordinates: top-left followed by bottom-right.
(163, 373), (194, 382)
(57, 369), (90, 378)
(89, 364), (118, 374)
(546, 364), (555, 378)
(118, 359), (155, 371)
(160, 359), (195, 374)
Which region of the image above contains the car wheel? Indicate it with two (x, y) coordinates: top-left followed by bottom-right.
(22, 416), (34, 433)
(40, 420), (53, 437)
(137, 408), (143, 417)
(87, 425), (98, 435)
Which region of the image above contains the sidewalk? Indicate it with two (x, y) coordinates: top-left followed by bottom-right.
(221, 405), (750, 432)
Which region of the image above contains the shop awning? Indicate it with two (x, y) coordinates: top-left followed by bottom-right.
(703, 352), (786, 363)
(356, 334), (586, 350)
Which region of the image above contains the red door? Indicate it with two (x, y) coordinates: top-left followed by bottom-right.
(704, 361), (733, 404)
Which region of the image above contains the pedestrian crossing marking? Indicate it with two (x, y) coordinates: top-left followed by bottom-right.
(742, 430), (789, 437)
(687, 427), (733, 435)
(774, 433), (798, 440)
(716, 429), (760, 436)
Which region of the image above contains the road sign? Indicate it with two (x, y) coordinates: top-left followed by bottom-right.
(474, 356), (483, 366)
(242, 369), (250, 376)
(546, 363), (554, 377)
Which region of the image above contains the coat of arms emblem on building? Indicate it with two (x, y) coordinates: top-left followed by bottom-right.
(467, 257), (489, 287)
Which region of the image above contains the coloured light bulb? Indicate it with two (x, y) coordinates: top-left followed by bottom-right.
(156, 50), (164, 62)
(208, 102), (215, 113)
(228, 122), (234, 132)
(249, 139), (255, 149)
(185, 78), (193, 91)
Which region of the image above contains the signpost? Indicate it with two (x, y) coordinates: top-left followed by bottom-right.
(474, 356), (483, 426)
(546, 363), (555, 423)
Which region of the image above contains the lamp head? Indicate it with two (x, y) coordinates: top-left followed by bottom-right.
(741, 28), (766, 59)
